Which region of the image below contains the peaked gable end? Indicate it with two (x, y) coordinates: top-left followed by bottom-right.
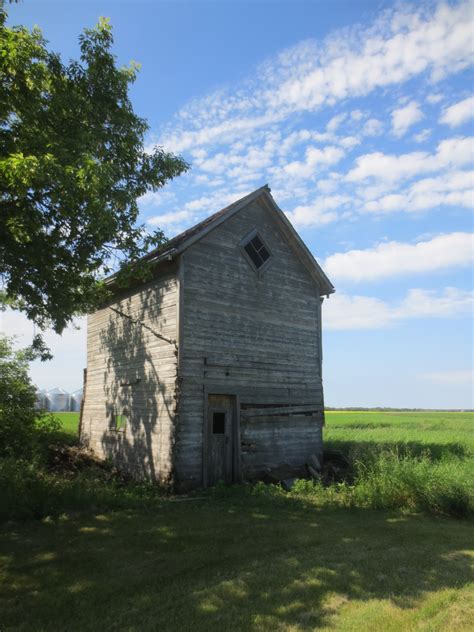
(152, 185), (334, 296)
(107, 185), (335, 297)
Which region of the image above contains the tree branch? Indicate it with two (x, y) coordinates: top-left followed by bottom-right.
(108, 305), (177, 349)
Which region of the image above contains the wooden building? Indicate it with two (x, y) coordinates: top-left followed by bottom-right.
(80, 185), (335, 489)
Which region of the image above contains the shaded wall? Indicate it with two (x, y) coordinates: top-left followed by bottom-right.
(81, 265), (179, 483)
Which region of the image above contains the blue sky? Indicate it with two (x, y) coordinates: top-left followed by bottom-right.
(3, 0), (473, 407)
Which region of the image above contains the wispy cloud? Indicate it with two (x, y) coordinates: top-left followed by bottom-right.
(158, 1), (472, 154)
(420, 369), (474, 384)
(147, 189), (250, 235)
(139, 2), (474, 236)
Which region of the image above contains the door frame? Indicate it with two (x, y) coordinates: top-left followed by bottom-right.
(203, 387), (242, 488)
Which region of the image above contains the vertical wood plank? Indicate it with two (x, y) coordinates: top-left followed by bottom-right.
(202, 385), (209, 488)
(234, 394), (242, 483)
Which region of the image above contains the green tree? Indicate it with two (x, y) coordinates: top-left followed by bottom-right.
(0, 335), (38, 457)
(0, 10), (188, 339)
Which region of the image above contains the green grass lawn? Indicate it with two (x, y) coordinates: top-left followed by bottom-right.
(1, 410), (471, 630)
(1, 498), (472, 631)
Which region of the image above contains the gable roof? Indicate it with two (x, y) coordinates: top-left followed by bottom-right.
(111, 185), (335, 296)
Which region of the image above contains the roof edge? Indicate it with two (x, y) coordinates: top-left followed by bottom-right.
(104, 184), (335, 296)
(257, 190), (335, 296)
(168, 185), (271, 257)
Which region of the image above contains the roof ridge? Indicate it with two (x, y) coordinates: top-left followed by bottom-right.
(106, 184), (335, 296)
(144, 184), (270, 263)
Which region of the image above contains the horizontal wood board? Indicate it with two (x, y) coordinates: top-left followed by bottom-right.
(81, 268), (179, 482)
(177, 198), (325, 484)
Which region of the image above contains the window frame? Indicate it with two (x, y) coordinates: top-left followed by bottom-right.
(239, 228), (273, 275)
(211, 410), (227, 435)
(111, 406), (128, 433)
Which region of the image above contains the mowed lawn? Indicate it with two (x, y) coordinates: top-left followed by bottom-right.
(1, 411), (472, 631)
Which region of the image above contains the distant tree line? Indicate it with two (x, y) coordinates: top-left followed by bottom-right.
(325, 407), (473, 412)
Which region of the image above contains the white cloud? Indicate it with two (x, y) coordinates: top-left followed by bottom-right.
(391, 101), (423, 137)
(160, 2), (473, 153)
(283, 145), (345, 179)
(138, 189), (176, 208)
(148, 209), (192, 228)
(413, 128), (431, 142)
(347, 136), (473, 182)
(409, 169), (473, 195)
(287, 194), (350, 227)
(362, 170), (474, 214)
(362, 118), (383, 136)
(324, 287), (474, 330)
(440, 96), (474, 127)
(326, 113), (347, 132)
(272, 3), (472, 112)
(427, 93), (443, 104)
(400, 287), (473, 318)
(138, 2), (474, 242)
(324, 293), (393, 329)
(161, 112), (281, 154)
(339, 135), (361, 149)
(316, 177), (340, 194)
(420, 369), (474, 385)
(324, 232), (474, 282)
(278, 129), (332, 155)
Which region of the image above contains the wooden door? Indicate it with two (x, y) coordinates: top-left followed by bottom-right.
(207, 394), (235, 485)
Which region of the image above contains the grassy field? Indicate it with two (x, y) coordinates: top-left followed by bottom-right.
(324, 411), (474, 458)
(0, 410), (472, 631)
(48, 409), (474, 454)
(47, 410), (474, 516)
(51, 411), (80, 439)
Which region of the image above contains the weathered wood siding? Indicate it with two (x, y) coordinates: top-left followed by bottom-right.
(177, 198), (324, 486)
(81, 264), (179, 482)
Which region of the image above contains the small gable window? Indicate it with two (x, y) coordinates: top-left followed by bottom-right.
(241, 230), (272, 272)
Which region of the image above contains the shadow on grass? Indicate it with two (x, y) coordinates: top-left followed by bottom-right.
(0, 494), (472, 631)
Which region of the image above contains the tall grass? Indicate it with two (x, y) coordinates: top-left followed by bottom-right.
(0, 411), (165, 522)
(289, 448), (473, 518)
(324, 411), (474, 458)
(0, 457), (166, 522)
(352, 449), (473, 517)
(1, 411), (472, 521)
